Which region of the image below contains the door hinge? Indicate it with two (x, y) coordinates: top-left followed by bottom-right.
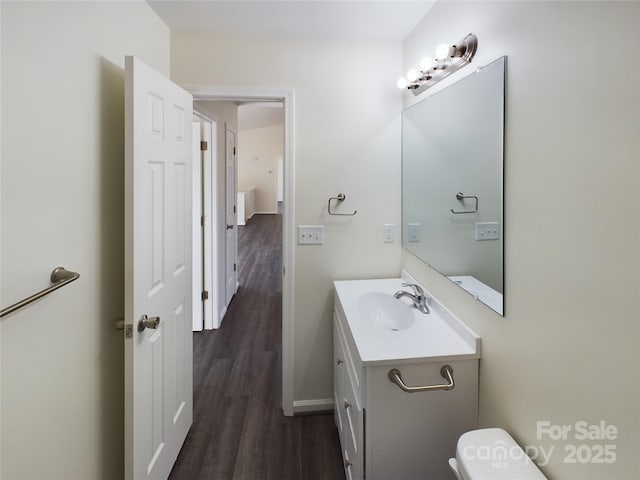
(115, 318), (133, 339)
(201, 215), (207, 226)
(124, 324), (133, 338)
(200, 140), (208, 151)
(233, 146), (236, 155)
(233, 205), (236, 214)
(201, 290), (209, 301)
(234, 263), (237, 272)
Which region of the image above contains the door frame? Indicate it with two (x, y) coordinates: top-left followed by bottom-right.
(191, 121), (203, 331)
(188, 86), (295, 416)
(224, 126), (238, 307)
(192, 112), (217, 330)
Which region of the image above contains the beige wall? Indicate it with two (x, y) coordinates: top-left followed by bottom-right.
(172, 32), (403, 402)
(402, 2), (640, 478)
(238, 123), (283, 214)
(0, 2), (170, 478)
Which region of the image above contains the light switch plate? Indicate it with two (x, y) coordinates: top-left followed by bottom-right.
(298, 225), (324, 245)
(383, 224), (395, 243)
(475, 222), (500, 241)
(408, 223), (421, 242)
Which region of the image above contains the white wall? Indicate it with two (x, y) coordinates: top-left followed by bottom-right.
(172, 33), (403, 403)
(401, 2), (640, 478)
(0, 2), (170, 478)
(238, 123), (283, 214)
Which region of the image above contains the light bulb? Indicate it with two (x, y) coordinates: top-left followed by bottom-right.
(435, 44), (451, 60)
(406, 69), (419, 82)
(419, 57), (434, 71)
(396, 77), (408, 89)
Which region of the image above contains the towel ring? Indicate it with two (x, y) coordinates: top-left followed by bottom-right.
(450, 192), (478, 214)
(328, 193), (357, 216)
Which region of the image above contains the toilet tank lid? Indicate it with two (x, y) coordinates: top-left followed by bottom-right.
(455, 428), (548, 480)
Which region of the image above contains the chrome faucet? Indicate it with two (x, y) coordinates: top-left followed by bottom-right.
(393, 283), (430, 314)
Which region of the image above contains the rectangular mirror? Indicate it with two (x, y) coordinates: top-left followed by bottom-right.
(402, 56), (505, 315)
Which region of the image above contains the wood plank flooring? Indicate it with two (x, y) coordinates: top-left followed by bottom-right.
(169, 213), (345, 480)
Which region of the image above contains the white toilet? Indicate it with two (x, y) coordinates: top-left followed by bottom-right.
(449, 428), (548, 479)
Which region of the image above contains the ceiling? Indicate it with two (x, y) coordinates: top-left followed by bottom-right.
(147, 0), (435, 41)
(238, 103), (284, 131)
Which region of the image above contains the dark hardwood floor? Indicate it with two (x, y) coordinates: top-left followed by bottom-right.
(169, 213), (345, 480)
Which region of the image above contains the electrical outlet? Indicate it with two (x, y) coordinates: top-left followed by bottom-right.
(297, 225), (324, 245)
(475, 222), (499, 241)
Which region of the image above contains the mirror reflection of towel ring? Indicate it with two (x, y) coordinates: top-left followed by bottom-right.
(450, 192), (478, 214)
(328, 193), (357, 216)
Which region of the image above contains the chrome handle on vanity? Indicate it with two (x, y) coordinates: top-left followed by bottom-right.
(344, 450), (353, 469)
(344, 399), (352, 410)
(388, 365), (455, 393)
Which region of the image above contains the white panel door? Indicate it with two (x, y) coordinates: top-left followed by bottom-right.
(124, 56), (193, 480)
(225, 128), (237, 306)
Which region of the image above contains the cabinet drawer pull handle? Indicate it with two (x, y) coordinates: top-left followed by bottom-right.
(337, 359), (344, 365)
(345, 451), (353, 468)
(388, 365), (455, 393)
(344, 399), (352, 410)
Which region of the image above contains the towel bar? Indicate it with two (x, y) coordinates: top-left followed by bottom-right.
(0, 267), (80, 318)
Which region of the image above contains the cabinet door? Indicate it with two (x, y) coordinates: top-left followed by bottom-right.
(333, 314), (346, 440)
(366, 361), (478, 479)
(335, 312), (365, 479)
(343, 367), (364, 480)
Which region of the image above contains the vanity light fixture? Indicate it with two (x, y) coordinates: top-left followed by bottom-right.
(397, 33), (478, 96)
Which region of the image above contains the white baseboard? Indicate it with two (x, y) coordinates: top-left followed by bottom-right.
(214, 305), (227, 329)
(292, 398), (334, 414)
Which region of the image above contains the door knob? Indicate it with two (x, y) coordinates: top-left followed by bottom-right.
(226, 224), (234, 230)
(138, 314), (161, 332)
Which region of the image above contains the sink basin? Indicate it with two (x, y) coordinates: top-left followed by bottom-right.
(334, 277), (481, 364)
(358, 292), (416, 331)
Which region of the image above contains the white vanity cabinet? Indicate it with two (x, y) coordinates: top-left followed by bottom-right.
(334, 311), (365, 480)
(333, 277), (481, 480)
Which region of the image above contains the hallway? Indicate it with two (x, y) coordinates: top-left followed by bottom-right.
(169, 214), (345, 480)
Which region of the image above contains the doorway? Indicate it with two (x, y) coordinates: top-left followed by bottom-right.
(237, 102), (285, 219)
(189, 87), (295, 416)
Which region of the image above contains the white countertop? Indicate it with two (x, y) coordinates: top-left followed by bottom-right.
(448, 275), (503, 315)
(334, 274), (481, 366)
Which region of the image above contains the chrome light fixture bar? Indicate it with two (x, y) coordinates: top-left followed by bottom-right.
(398, 33), (478, 96)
